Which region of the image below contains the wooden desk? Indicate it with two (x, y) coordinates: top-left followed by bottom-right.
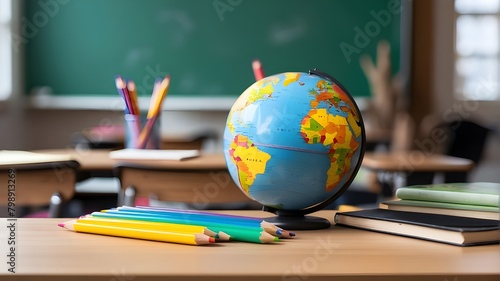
(361, 151), (475, 197)
(35, 149), (228, 182)
(35, 149), (252, 208)
(1, 210), (499, 281)
(36, 149), (227, 171)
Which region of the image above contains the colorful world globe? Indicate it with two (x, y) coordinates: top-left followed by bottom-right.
(223, 70), (365, 211)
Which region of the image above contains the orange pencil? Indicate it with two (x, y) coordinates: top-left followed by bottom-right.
(137, 75), (171, 148)
(126, 80), (140, 116)
(252, 59), (265, 81)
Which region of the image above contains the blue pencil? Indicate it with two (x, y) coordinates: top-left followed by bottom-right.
(120, 206), (295, 238)
(109, 208), (263, 228)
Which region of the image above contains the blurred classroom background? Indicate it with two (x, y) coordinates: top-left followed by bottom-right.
(0, 0), (499, 215)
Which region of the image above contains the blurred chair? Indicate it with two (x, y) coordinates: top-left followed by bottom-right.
(440, 119), (491, 183)
(330, 111), (415, 209)
(0, 161), (79, 218)
(403, 117), (491, 186)
(114, 163), (260, 210)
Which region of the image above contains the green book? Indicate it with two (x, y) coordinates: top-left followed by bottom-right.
(380, 200), (500, 220)
(395, 182), (500, 207)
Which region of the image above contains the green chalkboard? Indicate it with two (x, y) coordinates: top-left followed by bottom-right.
(24, 0), (402, 99)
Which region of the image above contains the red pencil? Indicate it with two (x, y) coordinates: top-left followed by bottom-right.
(252, 59), (265, 81)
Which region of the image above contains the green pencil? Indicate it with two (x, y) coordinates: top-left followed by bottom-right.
(221, 226), (279, 244)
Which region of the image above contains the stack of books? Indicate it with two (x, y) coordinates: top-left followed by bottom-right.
(380, 182), (500, 220)
(334, 182), (500, 246)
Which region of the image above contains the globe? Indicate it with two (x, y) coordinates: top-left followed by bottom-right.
(223, 69), (366, 229)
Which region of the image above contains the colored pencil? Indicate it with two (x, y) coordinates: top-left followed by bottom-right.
(115, 76), (134, 114)
(91, 211), (278, 244)
(117, 76), (142, 147)
(77, 216), (227, 240)
(149, 78), (162, 113)
(252, 59), (265, 81)
(92, 209), (274, 243)
(121, 206), (295, 238)
(113, 208), (264, 228)
(126, 80), (140, 116)
(133, 206), (295, 237)
(59, 220), (215, 246)
(137, 75), (171, 148)
(132, 206), (295, 238)
(221, 227), (278, 243)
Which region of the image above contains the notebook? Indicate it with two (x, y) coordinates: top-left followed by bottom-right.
(109, 149), (200, 161)
(0, 150), (75, 166)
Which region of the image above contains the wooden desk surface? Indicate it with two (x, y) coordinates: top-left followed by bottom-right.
(35, 149), (228, 171)
(362, 151), (475, 172)
(1, 210), (499, 281)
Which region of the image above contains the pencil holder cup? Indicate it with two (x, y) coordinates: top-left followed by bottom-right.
(124, 113), (161, 149)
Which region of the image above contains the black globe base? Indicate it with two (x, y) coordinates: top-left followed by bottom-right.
(263, 214), (331, 230)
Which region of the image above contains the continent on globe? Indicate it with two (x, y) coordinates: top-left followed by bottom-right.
(300, 108), (359, 191)
(228, 134), (271, 193)
(226, 79), (277, 135)
(283, 73), (300, 86)
(312, 80), (362, 138)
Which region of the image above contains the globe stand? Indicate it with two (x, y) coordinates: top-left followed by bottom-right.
(262, 208), (331, 230)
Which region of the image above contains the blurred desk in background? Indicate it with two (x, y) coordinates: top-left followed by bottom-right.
(362, 151), (475, 197)
(362, 151), (475, 173)
(0, 156), (79, 217)
(34, 149), (228, 179)
(32, 149), (254, 210)
(35, 149), (116, 179)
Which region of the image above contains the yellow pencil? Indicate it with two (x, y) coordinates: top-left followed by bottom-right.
(59, 220), (215, 246)
(137, 75), (171, 148)
(78, 216), (228, 240)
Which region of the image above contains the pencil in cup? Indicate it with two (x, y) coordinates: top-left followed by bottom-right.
(92, 211), (279, 244)
(126, 80), (140, 116)
(77, 216), (228, 240)
(58, 220), (215, 246)
(124, 113), (161, 149)
(119, 206), (295, 238)
(137, 75), (170, 149)
(115, 76), (133, 115)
